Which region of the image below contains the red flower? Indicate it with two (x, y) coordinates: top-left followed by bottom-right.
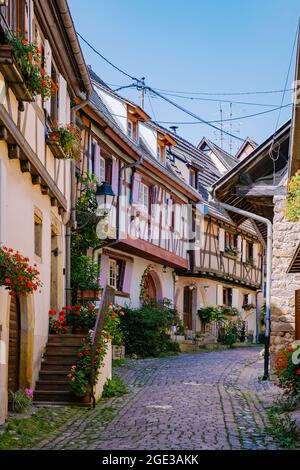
(4, 278), (12, 284)
(22, 38), (28, 45)
(49, 310), (56, 316)
(296, 369), (300, 376)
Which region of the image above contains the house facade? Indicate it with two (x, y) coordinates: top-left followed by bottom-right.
(74, 70), (264, 342)
(0, 0), (91, 424)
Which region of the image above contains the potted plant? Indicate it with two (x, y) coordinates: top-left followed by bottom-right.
(47, 123), (81, 160)
(0, 245), (42, 296)
(9, 388), (33, 413)
(244, 257), (254, 268)
(0, 32), (58, 101)
(242, 303), (255, 311)
(225, 246), (237, 257)
(71, 254), (101, 301)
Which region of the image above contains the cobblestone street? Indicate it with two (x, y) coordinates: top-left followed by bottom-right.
(35, 348), (281, 450)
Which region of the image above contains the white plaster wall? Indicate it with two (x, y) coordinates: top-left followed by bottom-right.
(95, 87), (127, 133)
(139, 123), (157, 157)
(207, 150), (227, 175)
(173, 157), (190, 183)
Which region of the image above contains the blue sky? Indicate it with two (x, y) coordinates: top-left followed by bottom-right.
(68, 0), (300, 154)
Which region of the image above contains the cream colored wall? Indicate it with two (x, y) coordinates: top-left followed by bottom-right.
(0, 139), (66, 424)
(175, 276), (257, 339)
(94, 341), (112, 401)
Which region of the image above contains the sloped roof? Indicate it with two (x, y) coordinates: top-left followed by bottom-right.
(235, 137), (258, 160)
(198, 137), (238, 170)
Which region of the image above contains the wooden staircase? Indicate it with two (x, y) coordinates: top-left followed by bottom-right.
(34, 334), (86, 405)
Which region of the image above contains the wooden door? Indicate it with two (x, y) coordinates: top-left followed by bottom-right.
(295, 289), (300, 340)
(144, 273), (157, 303)
(183, 286), (193, 330)
(8, 296), (21, 393)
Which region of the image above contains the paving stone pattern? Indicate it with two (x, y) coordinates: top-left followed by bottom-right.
(35, 348), (281, 450)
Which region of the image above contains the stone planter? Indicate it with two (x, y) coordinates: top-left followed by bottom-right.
(77, 289), (101, 301)
(46, 134), (67, 160)
(112, 345), (125, 360)
(0, 44), (34, 102)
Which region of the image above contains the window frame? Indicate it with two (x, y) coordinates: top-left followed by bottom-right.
(138, 182), (149, 212)
(223, 287), (233, 307)
(34, 211), (43, 259)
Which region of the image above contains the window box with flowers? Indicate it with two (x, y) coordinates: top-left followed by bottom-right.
(47, 124), (81, 160)
(0, 33), (58, 103)
(0, 245), (42, 296)
(48, 304), (99, 334)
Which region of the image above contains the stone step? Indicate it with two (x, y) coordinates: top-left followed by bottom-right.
(41, 352), (78, 363)
(39, 370), (70, 381)
(45, 344), (80, 355)
(34, 390), (79, 403)
(35, 380), (70, 392)
(40, 359), (76, 371)
(48, 334), (86, 345)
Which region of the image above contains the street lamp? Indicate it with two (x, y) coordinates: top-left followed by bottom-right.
(95, 182), (115, 217)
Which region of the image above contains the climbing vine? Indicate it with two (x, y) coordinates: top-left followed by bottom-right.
(286, 171), (300, 222)
(139, 264), (154, 305)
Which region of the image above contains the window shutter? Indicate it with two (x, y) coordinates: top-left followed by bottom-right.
(217, 285), (223, 306)
(242, 239), (247, 263)
(43, 39), (52, 114)
(58, 74), (67, 125)
(105, 158), (112, 185)
(248, 294), (253, 305)
(232, 288), (239, 308)
(218, 228), (225, 252)
(166, 197), (173, 226)
(122, 260), (133, 294)
(131, 172), (142, 204)
(92, 141), (100, 179)
(253, 243), (259, 267)
(111, 157), (119, 195)
(27, 0), (34, 42)
(99, 254), (109, 288)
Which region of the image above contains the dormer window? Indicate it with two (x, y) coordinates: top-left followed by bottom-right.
(127, 119), (138, 141)
(157, 131), (176, 165)
(127, 120), (133, 138)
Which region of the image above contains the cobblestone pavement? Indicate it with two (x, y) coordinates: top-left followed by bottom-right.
(35, 348), (281, 450)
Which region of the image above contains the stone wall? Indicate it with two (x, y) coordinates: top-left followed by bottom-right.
(271, 194), (300, 355)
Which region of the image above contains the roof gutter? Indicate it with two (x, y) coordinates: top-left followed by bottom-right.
(211, 194), (273, 380)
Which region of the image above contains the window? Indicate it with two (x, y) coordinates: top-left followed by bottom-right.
(99, 157), (105, 182)
(1, 0), (25, 32)
(34, 210), (43, 258)
(225, 232), (238, 255)
(108, 258), (125, 291)
(127, 120), (133, 138)
(138, 183), (149, 211)
(157, 145), (165, 164)
(223, 287), (232, 306)
(246, 241), (254, 260)
(189, 169), (198, 189)
(243, 294), (249, 306)
(50, 66), (59, 122)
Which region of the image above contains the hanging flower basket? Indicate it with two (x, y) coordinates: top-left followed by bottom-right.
(47, 124), (81, 160)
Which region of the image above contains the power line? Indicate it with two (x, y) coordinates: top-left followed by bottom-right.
(149, 90), (285, 107)
(154, 103), (292, 125)
(151, 86), (294, 96)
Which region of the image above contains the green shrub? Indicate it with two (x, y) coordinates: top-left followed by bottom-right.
(9, 389), (33, 413)
(121, 303), (181, 357)
(102, 377), (128, 398)
(265, 411), (298, 448)
(164, 340), (180, 354)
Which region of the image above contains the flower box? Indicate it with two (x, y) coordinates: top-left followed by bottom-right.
(112, 345), (125, 360)
(0, 44), (34, 102)
(46, 133), (68, 160)
(76, 289), (101, 301)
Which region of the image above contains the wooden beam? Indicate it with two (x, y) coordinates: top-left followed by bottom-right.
(31, 175), (42, 185)
(20, 160), (31, 173)
(8, 143), (20, 159)
(51, 197), (58, 207)
(0, 105), (67, 210)
(235, 185), (286, 197)
(41, 186), (50, 196)
(0, 126), (8, 140)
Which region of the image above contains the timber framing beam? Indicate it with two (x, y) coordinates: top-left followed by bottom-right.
(0, 105), (67, 211)
(235, 185), (287, 197)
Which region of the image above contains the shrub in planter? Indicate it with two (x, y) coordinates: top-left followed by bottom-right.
(102, 377), (128, 398)
(274, 343), (300, 396)
(71, 254), (99, 299)
(48, 123), (81, 159)
(120, 303), (181, 357)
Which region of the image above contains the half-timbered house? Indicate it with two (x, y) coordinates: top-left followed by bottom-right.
(0, 0), (92, 423)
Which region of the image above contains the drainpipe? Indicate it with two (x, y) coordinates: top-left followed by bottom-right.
(211, 199), (273, 380)
(65, 99), (89, 305)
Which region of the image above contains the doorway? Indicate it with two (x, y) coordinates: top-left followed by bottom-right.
(8, 296), (21, 393)
(183, 286), (194, 330)
(143, 272), (157, 303)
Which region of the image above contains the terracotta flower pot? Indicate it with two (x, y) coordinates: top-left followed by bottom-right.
(81, 393), (91, 404)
